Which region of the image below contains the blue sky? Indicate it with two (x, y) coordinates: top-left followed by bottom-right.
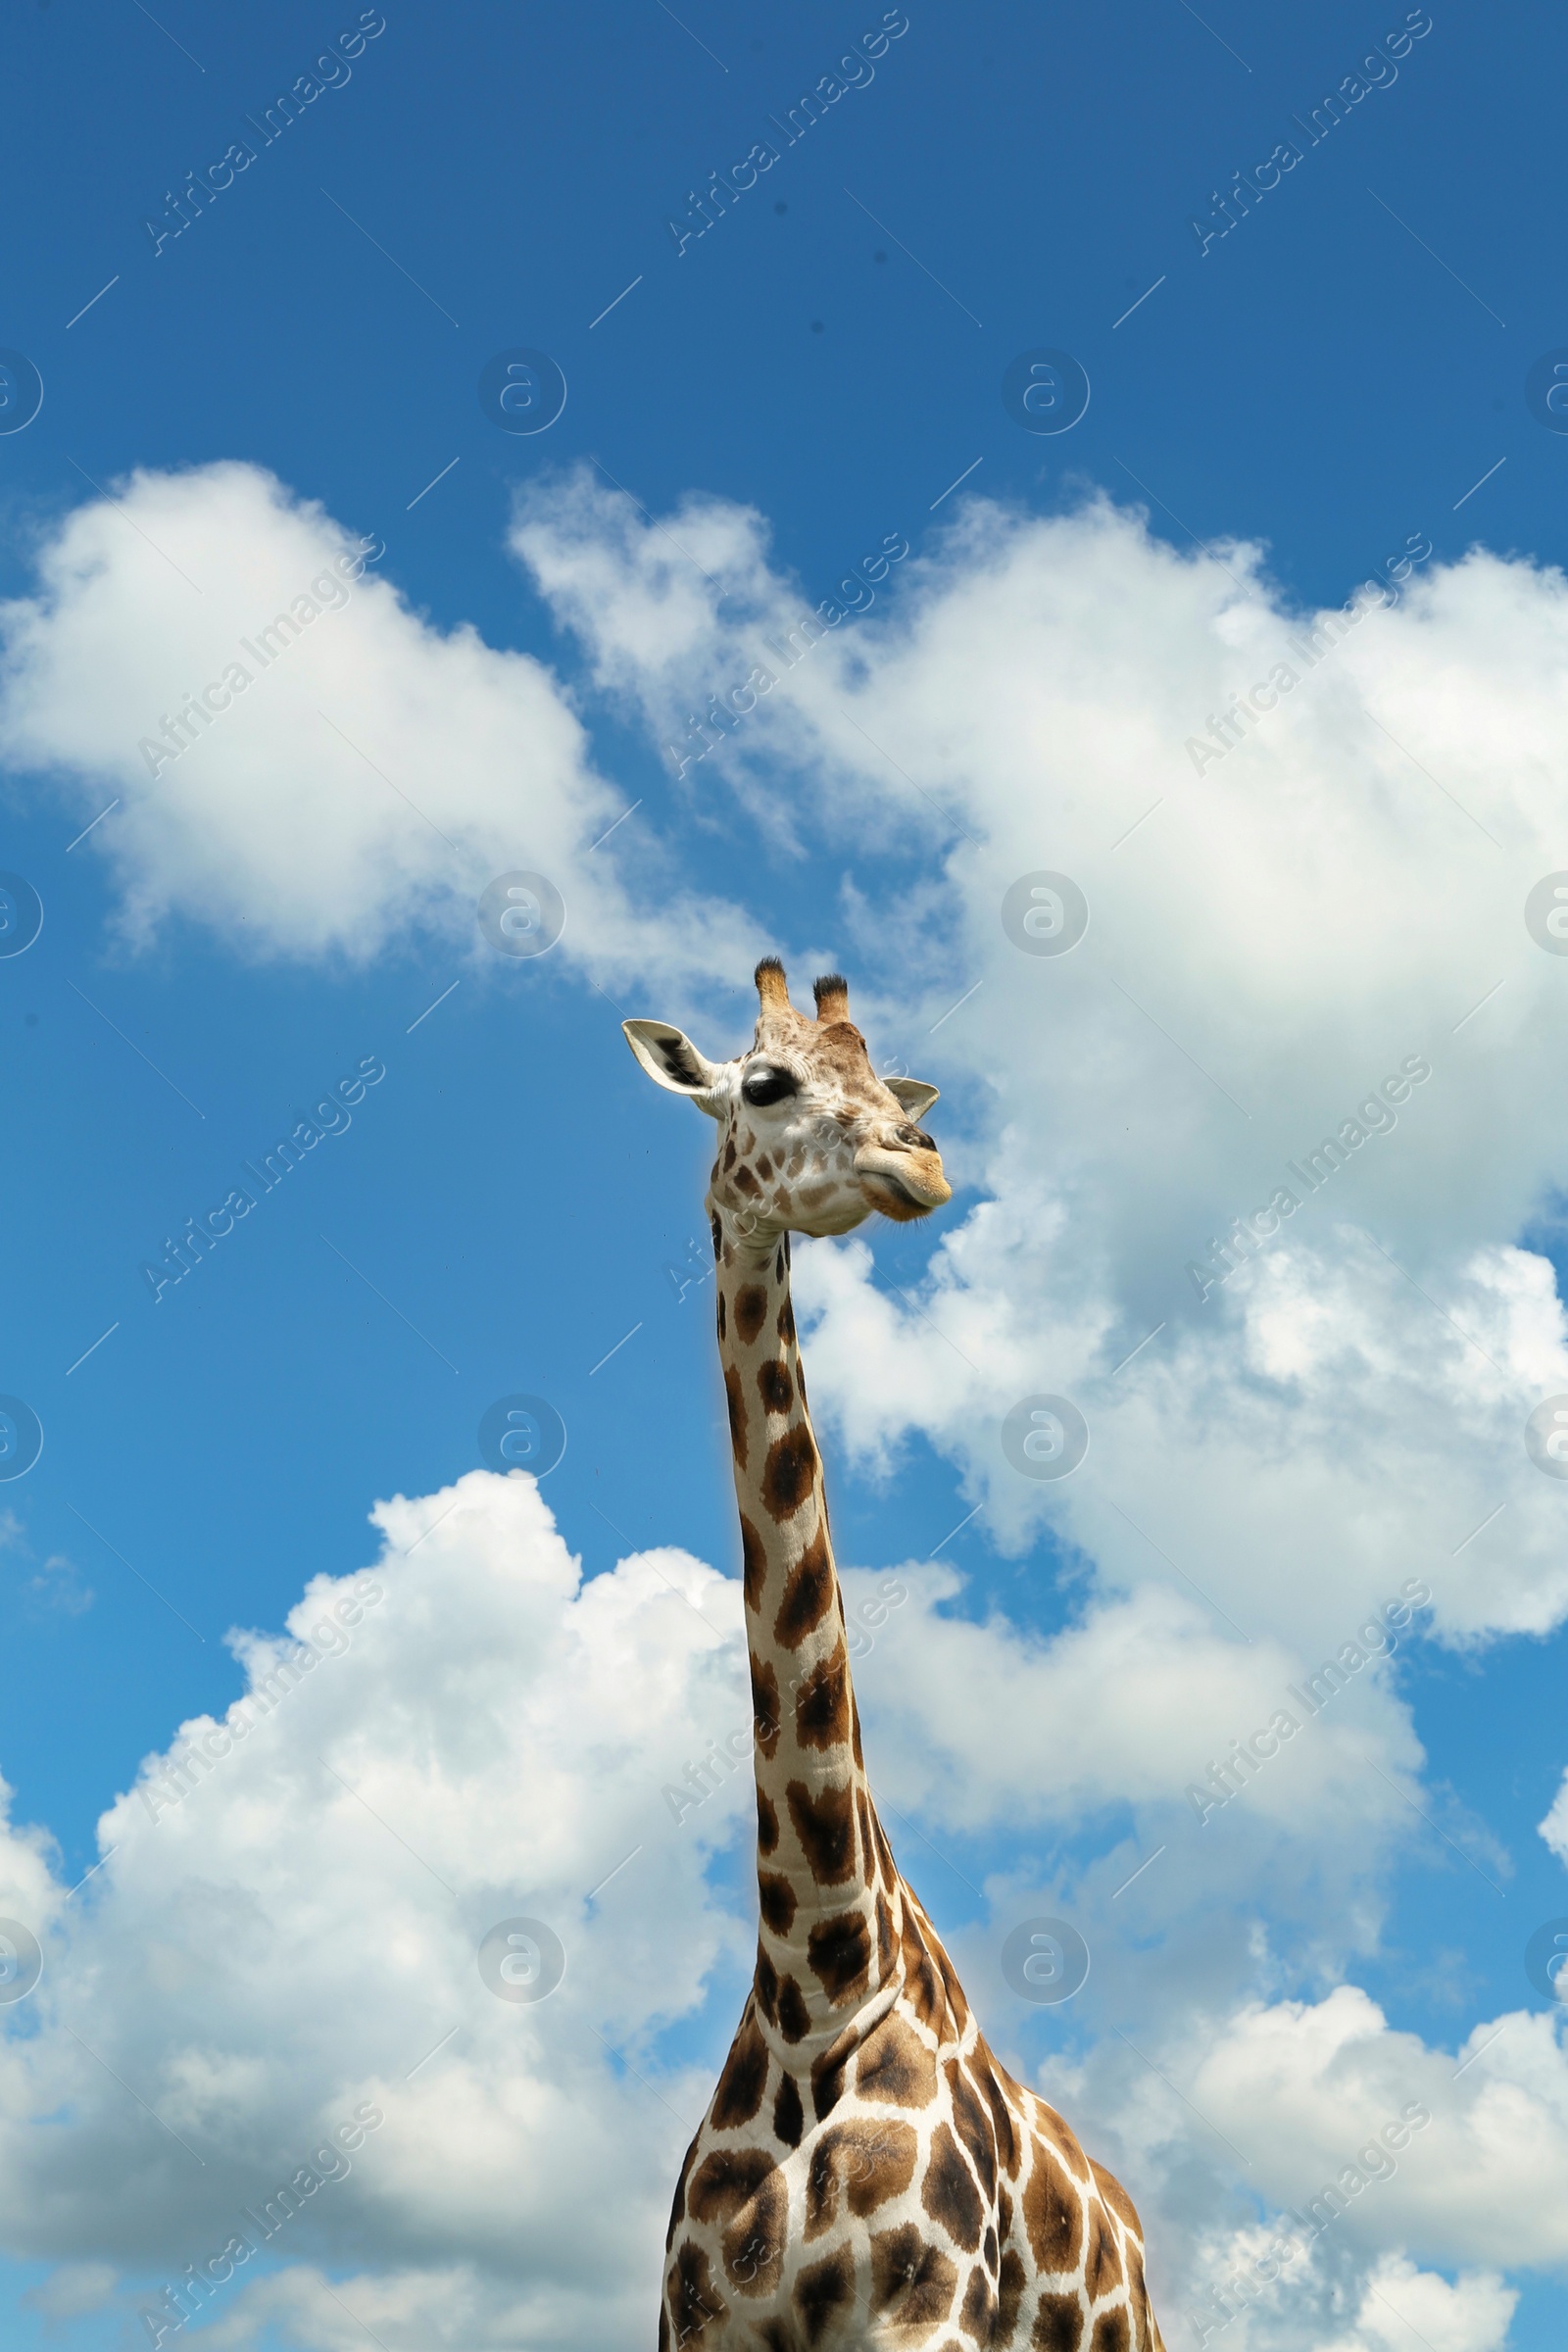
(2, 4), (1567, 2348)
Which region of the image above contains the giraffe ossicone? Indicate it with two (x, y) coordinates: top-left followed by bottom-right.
(625, 958), (1165, 2352)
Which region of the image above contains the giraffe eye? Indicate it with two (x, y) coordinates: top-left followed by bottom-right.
(741, 1065), (797, 1107)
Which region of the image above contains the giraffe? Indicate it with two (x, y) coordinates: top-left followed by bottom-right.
(623, 959), (1166, 2352)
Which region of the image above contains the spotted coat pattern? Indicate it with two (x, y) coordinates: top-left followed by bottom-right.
(660, 1258), (1165, 2349)
(638, 970), (1166, 2352)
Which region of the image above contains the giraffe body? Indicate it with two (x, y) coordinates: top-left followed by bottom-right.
(625, 965), (1164, 2352)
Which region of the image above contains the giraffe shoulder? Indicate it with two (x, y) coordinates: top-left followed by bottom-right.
(1090, 2155), (1146, 2244)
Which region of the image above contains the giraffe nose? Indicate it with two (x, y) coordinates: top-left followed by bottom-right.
(854, 1138), (952, 1216)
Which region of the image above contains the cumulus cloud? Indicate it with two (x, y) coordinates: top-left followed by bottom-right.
(1539, 1768), (1568, 1869)
(0, 1470), (764, 2347)
(0, 462), (753, 988)
(508, 470), (1568, 2333)
(7, 462), (1568, 2340)
(514, 470), (1568, 1667)
(1019, 1985), (1560, 2352)
(1183, 1988), (1568, 2269)
(1330, 2259), (1517, 2352)
(0, 1467), (1558, 2347)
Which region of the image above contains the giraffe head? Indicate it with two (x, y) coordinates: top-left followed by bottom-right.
(624, 957), (952, 1238)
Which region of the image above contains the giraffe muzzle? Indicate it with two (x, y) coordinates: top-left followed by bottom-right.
(854, 1143), (953, 1218)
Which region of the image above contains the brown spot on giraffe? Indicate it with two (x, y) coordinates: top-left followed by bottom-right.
(761, 1423), (816, 1520)
(748, 1655), (780, 1760)
(688, 2151), (788, 2303)
(1025, 2146), (1085, 2277)
(923, 2120), (985, 2253)
(1037, 2289), (1090, 2351)
(870, 2225), (958, 2324)
(723, 1364), (746, 1471)
(733, 1284), (768, 1346)
(687, 2147), (778, 2233)
(710, 2009), (768, 2131)
(785, 1778), (856, 1885)
(1093, 2307), (1133, 2352)
(934, 1936), (971, 2034)
(754, 1946), (778, 2026)
(857, 2007), (939, 2109)
(772, 2071), (803, 2147)
(808, 2021), (857, 2123)
(796, 2246), (854, 2344)
(998, 2245), (1028, 2339)
(946, 2056), (1000, 2200)
(740, 1514), (766, 1613)
(773, 1521), (833, 1648)
(847, 2120), (919, 2217)
(627, 963), (1163, 2352)
(757, 1872), (796, 1937)
(961, 2264), (1001, 2340)
(978, 2037), (1025, 2177)
(900, 1911), (945, 2034)
(666, 2240), (725, 2344)
(805, 2118), (917, 2237)
(1084, 2204), (1125, 2299)
(1037, 2100), (1096, 2185)
(775, 1975), (810, 2042)
(795, 1644), (851, 1749)
(806, 1906), (871, 2003)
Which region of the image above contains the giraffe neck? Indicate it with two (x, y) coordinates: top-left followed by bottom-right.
(711, 1205), (904, 2059)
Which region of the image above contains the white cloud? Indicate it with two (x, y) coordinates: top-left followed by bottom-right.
(514, 472), (1568, 1665)
(0, 462), (752, 988)
(22, 2259), (118, 2322)
(0, 1470), (762, 2347)
(1338, 2258), (1517, 2352)
(1183, 2250), (1516, 2352)
(0, 1470), (1559, 2347)
(1539, 1768), (1568, 1868)
(8, 465), (1568, 2339)
(507, 472), (1568, 2331)
(1019, 1987), (1560, 2350)
(1179, 1988), (1568, 2270)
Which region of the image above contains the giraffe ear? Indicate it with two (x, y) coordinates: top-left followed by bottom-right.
(886, 1078), (940, 1119)
(622, 1020), (725, 1116)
